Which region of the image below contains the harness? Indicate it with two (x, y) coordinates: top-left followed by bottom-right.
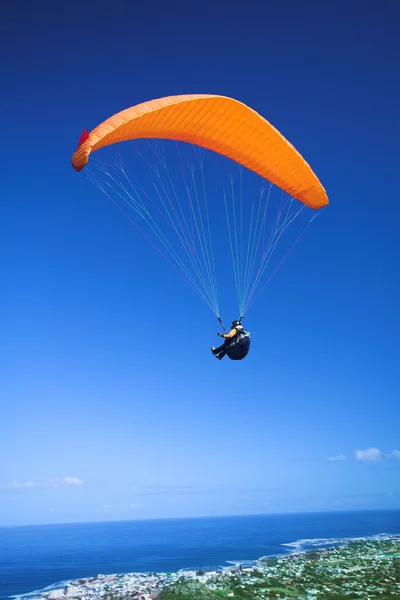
(228, 327), (250, 347)
(225, 327), (251, 360)
(216, 317), (251, 360)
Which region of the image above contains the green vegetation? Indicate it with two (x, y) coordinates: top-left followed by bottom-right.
(212, 537), (400, 600)
(158, 579), (221, 600)
(51, 536), (400, 600)
(159, 537), (400, 600)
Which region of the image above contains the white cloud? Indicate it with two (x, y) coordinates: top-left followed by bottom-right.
(392, 450), (400, 460)
(103, 503), (143, 511)
(0, 477), (84, 492)
(355, 448), (382, 462)
(328, 454), (347, 462)
(63, 477), (84, 486)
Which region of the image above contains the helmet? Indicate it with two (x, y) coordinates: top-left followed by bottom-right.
(231, 320), (241, 328)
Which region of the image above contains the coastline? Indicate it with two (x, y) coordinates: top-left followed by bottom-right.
(13, 533), (400, 600)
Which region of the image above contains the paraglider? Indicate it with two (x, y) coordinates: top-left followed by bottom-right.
(211, 320), (251, 361)
(71, 94), (329, 361)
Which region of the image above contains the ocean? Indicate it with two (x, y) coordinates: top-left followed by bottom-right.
(1, 510), (399, 600)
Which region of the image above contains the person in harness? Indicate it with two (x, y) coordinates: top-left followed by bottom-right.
(211, 320), (251, 361)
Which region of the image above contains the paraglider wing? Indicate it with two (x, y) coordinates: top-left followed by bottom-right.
(72, 94), (328, 210)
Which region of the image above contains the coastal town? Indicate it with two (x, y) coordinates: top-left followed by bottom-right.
(39, 535), (400, 600)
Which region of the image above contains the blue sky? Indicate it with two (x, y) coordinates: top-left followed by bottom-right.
(1, 0), (400, 526)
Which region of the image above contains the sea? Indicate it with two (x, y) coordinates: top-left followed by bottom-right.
(1, 510), (400, 600)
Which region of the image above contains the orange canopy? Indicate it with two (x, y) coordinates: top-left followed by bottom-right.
(72, 94), (328, 210)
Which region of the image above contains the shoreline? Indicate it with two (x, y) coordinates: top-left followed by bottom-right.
(12, 533), (400, 600)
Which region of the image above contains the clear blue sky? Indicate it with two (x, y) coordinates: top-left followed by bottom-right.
(1, 0), (399, 526)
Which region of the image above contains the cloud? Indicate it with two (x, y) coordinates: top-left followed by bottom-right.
(103, 503), (143, 511)
(0, 477), (84, 493)
(133, 484), (277, 497)
(328, 454), (347, 462)
(63, 477), (84, 486)
(135, 485), (205, 496)
(326, 449), (400, 463)
(355, 448), (382, 462)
